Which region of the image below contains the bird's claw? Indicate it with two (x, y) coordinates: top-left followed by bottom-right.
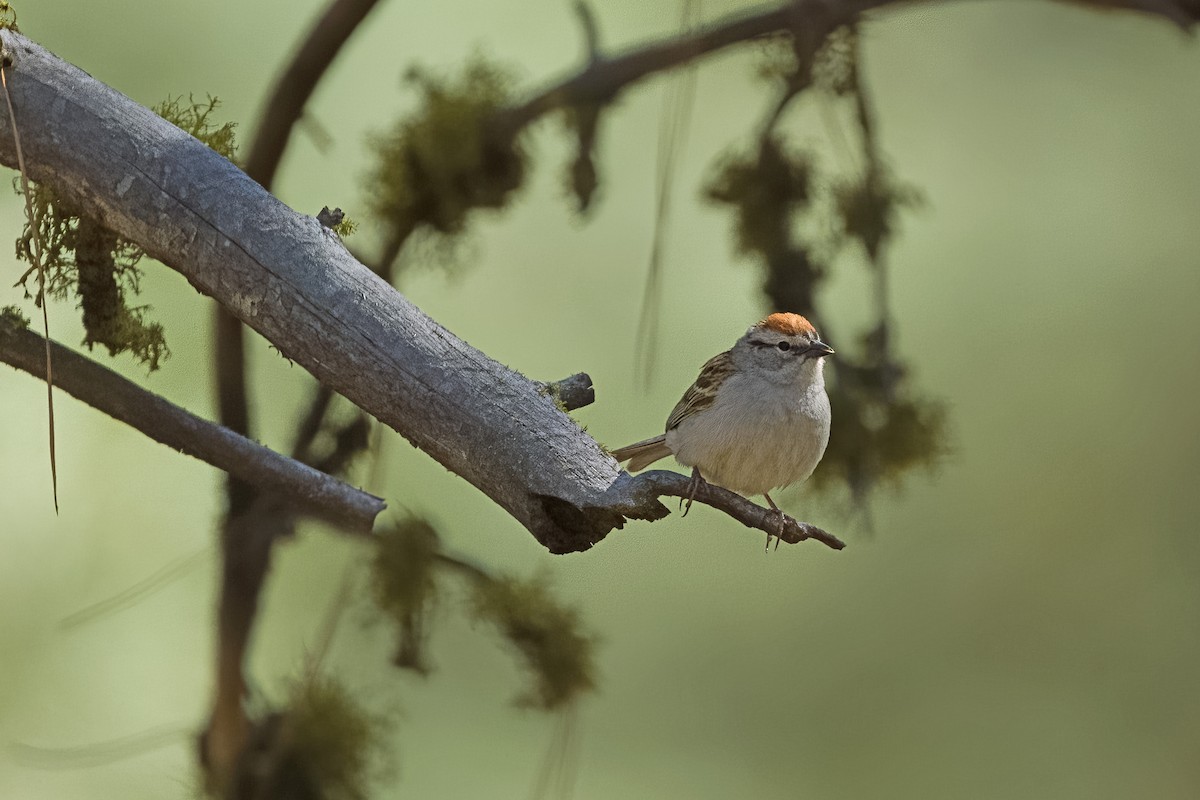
(681, 468), (704, 517)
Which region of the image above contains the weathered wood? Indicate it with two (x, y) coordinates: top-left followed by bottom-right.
(0, 30), (659, 552)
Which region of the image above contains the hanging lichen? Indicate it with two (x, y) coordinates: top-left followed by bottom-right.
(0, 1), (18, 31)
(370, 517), (441, 673)
(0, 304), (28, 329)
(12, 94), (236, 370)
(833, 164), (923, 263)
(469, 574), (596, 711)
(365, 56), (524, 251)
(706, 136), (826, 315)
(237, 677), (381, 800)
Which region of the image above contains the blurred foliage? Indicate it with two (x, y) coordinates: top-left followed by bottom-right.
(370, 517), (441, 673)
(469, 574), (595, 711)
(0, 1), (17, 31)
(562, 103), (601, 212)
(365, 56), (524, 250)
(812, 25), (859, 97)
(813, 329), (949, 500)
(369, 515), (596, 711)
(703, 27), (948, 507)
(0, 303), (29, 329)
(705, 136), (824, 314)
(706, 136), (813, 261)
(280, 677), (380, 800)
(833, 164), (923, 262)
(228, 677), (382, 800)
(12, 95), (235, 370)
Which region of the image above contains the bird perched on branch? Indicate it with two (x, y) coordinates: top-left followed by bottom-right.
(612, 312), (834, 548)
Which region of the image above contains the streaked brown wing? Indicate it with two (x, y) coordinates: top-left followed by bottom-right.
(666, 350), (734, 431)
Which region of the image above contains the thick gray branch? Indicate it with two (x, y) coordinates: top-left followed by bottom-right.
(0, 31), (657, 553)
(0, 321), (385, 531)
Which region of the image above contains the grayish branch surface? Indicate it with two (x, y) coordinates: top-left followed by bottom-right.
(0, 31), (659, 552)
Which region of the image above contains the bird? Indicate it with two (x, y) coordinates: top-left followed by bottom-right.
(611, 312), (834, 548)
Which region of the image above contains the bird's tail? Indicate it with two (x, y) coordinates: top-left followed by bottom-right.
(610, 435), (672, 472)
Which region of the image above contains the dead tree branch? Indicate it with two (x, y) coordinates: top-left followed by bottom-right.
(621, 470), (845, 549)
(0, 321), (385, 532)
(0, 30), (654, 553)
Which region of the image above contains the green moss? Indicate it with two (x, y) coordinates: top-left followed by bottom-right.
(538, 382), (571, 415)
(833, 166), (923, 262)
(154, 94), (238, 159)
(15, 186), (169, 369)
(0, 304), (28, 329)
(0, 2), (18, 31)
(12, 95), (235, 371)
(705, 136), (812, 261)
(331, 216), (358, 239)
(283, 677), (379, 800)
(365, 56), (524, 246)
(370, 517), (441, 673)
(470, 574), (595, 710)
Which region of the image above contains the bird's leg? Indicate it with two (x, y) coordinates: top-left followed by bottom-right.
(681, 467), (705, 517)
(763, 493), (786, 552)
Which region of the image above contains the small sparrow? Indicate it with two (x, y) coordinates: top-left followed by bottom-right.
(612, 313), (834, 546)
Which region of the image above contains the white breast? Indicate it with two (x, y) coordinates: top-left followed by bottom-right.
(665, 367), (831, 497)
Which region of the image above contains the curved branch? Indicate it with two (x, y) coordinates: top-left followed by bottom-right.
(616, 470), (845, 550)
(494, 0), (1198, 134)
(0, 321), (385, 532)
(242, 0), (386, 188)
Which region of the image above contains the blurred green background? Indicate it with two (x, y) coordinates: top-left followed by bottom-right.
(2, 1), (1200, 797)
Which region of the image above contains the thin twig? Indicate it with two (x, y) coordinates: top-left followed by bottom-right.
(60, 546), (211, 629)
(0, 324), (386, 532)
(626, 469), (845, 549)
(494, 0), (1199, 137)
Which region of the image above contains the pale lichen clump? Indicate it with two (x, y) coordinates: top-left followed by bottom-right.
(365, 56), (524, 247)
(12, 95), (236, 370)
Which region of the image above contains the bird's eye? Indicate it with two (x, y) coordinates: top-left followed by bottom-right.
(776, 341), (791, 351)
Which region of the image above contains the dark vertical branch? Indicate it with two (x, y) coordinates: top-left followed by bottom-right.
(205, 0), (387, 788)
(242, 0), (387, 188)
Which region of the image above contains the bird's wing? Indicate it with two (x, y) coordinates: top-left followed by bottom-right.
(666, 350), (734, 431)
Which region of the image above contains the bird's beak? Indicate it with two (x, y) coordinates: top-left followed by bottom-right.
(809, 340), (835, 357)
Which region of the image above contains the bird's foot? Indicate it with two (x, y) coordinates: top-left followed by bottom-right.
(764, 493), (786, 552)
(681, 467), (705, 517)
